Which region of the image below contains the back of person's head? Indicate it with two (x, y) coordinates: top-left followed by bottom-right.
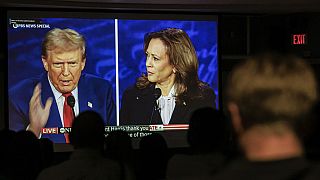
(105, 130), (132, 160)
(226, 53), (318, 132)
(187, 107), (230, 153)
(39, 138), (54, 168)
(0, 129), (16, 174)
(0, 129), (16, 149)
(15, 130), (40, 150)
(42, 28), (86, 59)
(70, 110), (105, 149)
(138, 133), (168, 180)
(139, 133), (168, 152)
(10, 130), (42, 180)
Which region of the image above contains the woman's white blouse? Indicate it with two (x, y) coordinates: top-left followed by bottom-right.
(157, 85), (176, 125)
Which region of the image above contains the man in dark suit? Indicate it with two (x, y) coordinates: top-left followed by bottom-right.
(9, 28), (116, 143)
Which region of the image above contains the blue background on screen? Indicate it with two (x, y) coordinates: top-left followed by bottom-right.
(8, 17), (218, 115)
(8, 18), (116, 99)
(118, 20), (218, 107)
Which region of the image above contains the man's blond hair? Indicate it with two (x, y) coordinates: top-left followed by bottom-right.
(226, 53), (318, 130)
(41, 28), (86, 60)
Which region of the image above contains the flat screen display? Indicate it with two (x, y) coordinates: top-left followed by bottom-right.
(7, 10), (219, 148)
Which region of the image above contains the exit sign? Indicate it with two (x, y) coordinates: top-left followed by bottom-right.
(292, 34), (307, 45)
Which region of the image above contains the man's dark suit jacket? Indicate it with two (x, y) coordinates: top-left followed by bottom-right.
(120, 84), (216, 125)
(9, 73), (116, 143)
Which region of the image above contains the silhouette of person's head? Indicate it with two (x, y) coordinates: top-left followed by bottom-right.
(70, 110), (105, 149)
(15, 130), (40, 157)
(39, 138), (54, 168)
(10, 130), (42, 180)
(187, 107), (230, 153)
(0, 129), (16, 150)
(0, 129), (16, 175)
(105, 130), (132, 160)
(139, 133), (168, 180)
(139, 133), (168, 152)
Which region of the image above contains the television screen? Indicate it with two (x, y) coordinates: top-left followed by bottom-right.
(7, 10), (219, 148)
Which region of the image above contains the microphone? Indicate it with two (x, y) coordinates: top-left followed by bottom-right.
(153, 88), (161, 102)
(150, 88), (162, 124)
(67, 95), (76, 118)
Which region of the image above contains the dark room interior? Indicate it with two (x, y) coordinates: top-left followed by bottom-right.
(1, 0), (320, 179)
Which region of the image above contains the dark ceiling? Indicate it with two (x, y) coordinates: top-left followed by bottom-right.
(1, 0), (320, 13)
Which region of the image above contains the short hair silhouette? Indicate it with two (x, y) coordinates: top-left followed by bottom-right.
(187, 107), (229, 153)
(138, 133), (168, 180)
(139, 133), (168, 151)
(105, 130), (132, 160)
(70, 110), (105, 149)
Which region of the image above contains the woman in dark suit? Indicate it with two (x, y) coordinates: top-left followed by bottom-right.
(120, 28), (215, 125)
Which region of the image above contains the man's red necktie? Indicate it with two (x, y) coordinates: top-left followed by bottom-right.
(63, 93), (74, 143)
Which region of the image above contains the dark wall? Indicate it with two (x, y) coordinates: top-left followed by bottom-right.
(220, 13), (320, 57)
(219, 13), (320, 112)
(250, 15), (288, 54)
(220, 15), (248, 55)
(0, 8), (5, 130)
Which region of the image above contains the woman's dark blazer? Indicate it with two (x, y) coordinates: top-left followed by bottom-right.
(120, 84), (216, 125)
